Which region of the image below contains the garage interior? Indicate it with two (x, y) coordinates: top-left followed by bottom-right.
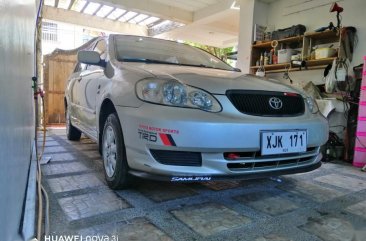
(1, 0), (366, 241)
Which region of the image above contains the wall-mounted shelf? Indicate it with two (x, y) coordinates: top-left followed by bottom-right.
(250, 57), (336, 74)
(250, 29), (348, 74)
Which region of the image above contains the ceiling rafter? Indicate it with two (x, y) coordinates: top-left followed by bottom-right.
(43, 5), (147, 35)
(92, 4), (104, 16)
(80, 1), (89, 13)
(67, 0), (75, 10)
(116, 10), (129, 21)
(136, 15), (150, 24)
(104, 7), (116, 18)
(91, 0), (193, 24)
(124, 12), (139, 22)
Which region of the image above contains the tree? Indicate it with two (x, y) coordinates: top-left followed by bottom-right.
(185, 41), (234, 60)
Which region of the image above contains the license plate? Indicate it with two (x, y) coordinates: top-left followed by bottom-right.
(261, 130), (307, 155)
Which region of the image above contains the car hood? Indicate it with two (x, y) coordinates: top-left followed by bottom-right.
(128, 63), (299, 95)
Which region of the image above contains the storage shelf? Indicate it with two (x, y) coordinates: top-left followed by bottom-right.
(306, 57), (335, 66)
(304, 30), (339, 40)
(252, 41), (272, 48)
(252, 36), (303, 49)
(250, 28), (345, 74)
(250, 63), (290, 71)
(250, 57), (335, 73)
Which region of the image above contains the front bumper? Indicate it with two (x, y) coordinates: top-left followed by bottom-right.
(116, 100), (328, 180)
(129, 156), (322, 182)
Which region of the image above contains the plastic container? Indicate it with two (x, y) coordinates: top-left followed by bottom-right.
(278, 49), (296, 64)
(315, 48), (337, 59)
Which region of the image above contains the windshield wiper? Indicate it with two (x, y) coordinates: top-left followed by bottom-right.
(171, 63), (234, 71)
(121, 58), (179, 65)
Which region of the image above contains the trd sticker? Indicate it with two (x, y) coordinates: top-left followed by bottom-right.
(159, 133), (176, 146)
(138, 129), (157, 142)
(138, 124), (179, 145)
(171, 177), (212, 182)
(138, 124), (179, 134)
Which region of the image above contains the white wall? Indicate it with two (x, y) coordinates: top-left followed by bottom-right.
(268, 0), (366, 70)
(0, 0), (36, 239)
(267, 0), (366, 83)
(237, 0), (269, 72)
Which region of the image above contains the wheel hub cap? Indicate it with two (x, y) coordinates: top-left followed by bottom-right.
(103, 126), (117, 177)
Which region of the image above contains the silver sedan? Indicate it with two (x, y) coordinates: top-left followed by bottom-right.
(64, 34), (328, 189)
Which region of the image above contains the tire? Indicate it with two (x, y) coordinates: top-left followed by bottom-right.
(66, 105), (81, 141)
(102, 113), (131, 189)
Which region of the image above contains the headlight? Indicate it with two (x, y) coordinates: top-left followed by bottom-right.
(136, 79), (222, 112)
(305, 96), (319, 114)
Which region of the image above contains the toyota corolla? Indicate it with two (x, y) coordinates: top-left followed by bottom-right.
(64, 35), (328, 189)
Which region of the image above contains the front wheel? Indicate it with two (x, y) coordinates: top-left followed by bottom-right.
(102, 113), (131, 189)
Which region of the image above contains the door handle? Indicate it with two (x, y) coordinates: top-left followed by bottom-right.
(97, 85), (101, 94)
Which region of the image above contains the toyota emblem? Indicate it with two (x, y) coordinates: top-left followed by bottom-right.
(269, 97), (283, 110)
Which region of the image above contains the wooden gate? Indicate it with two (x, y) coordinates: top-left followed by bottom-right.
(43, 49), (77, 125)
(43, 38), (96, 125)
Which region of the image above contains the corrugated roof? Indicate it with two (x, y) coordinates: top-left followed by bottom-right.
(44, 0), (184, 28)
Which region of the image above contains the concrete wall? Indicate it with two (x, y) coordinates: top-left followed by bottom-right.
(237, 0), (269, 72)
(0, 0), (37, 240)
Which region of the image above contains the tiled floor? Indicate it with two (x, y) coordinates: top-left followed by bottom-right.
(41, 128), (366, 241)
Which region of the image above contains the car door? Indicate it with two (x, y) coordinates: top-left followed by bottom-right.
(77, 39), (108, 139)
(68, 63), (86, 128)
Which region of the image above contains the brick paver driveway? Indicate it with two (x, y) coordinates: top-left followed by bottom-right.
(41, 128), (366, 241)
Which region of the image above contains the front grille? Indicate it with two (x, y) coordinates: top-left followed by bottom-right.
(226, 90), (305, 116)
(224, 147), (317, 160)
(225, 147), (319, 171)
(227, 156), (314, 170)
(150, 149), (202, 166)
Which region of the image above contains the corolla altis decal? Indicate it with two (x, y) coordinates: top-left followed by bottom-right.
(138, 124), (179, 146)
(171, 176), (212, 182)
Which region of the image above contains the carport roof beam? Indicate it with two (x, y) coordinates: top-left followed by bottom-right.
(97, 5), (116, 18)
(67, 0), (75, 10)
(91, 0), (193, 24)
(92, 4), (104, 16)
(135, 14), (150, 24)
(43, 6), (147, 35)
(83, 2), (101, 15)
(80, 1), (89, 13)
(106, 8), (126, 20)
(116, 10), (130, 21)
(122, 11), (139, 23)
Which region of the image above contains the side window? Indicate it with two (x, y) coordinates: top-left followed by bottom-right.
(73, 62), (87, 73)
(73, 63), (80, 73)
(94, 40), (107, 61)
(80, 63), (87, 71)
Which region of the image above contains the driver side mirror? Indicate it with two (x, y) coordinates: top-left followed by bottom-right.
(77, 50), (106, 67)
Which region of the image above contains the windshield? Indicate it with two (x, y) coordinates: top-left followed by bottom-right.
(114, 35), (234, 71)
